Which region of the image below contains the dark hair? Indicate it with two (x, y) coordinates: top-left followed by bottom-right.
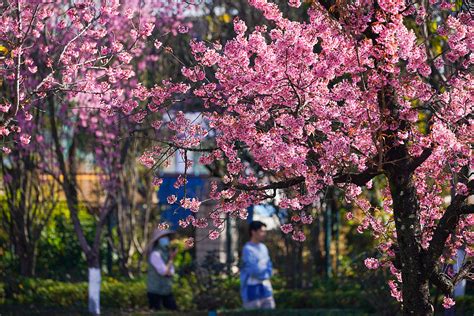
(249, 221), (267, 237)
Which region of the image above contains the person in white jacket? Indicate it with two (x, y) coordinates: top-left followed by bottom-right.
(146, 229), (178, 310)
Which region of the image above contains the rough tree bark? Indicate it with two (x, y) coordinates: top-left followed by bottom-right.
(389, 171), (432, 315)
(48, 97), (113, 315)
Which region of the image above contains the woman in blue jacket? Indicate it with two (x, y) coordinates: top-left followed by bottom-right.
(240, 221), (275, 309)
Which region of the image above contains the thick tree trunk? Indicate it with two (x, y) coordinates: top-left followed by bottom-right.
(18, 244), (36, 277)
(48, 98), (106, 314)
(389, 172), (433, 315)
(116, 199), (132, 278)
(9, 203), (38, 277)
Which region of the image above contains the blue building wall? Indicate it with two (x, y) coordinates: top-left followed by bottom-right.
(157, 175), (207, 230)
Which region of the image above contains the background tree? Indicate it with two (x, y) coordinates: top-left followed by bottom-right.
(1, 0), (191, 313)
(0, 127), (59, 277)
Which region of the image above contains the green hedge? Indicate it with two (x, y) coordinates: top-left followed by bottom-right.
(274, 288), (367, 310)
(1, 277), (230, 311)
(4, 278), (144, 308)
(1, 278), (473, 315)
(454, 296), (474, 315)
(2, 277), (367, 311)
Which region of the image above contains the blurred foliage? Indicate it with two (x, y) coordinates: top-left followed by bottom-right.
(35, 213), (91, 281)
(1, 274), (473, 314)
(1, 192), (472, 314)
(175, 250), (241, 311)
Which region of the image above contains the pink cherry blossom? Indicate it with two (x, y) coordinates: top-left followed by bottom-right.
(364, 258), (380, 270)
(180, 197), (201, 212)
(442, 297), (455, 309)
(152, 177), (163, 187)
(167, 195), (177, 204)
(154, 40), (163, 50)
(301, 214), (313, 225)
(209, 230), (220, 240)
(239, 209), (249, 220)
(178, 25), (189, 34)
(288, 0), (301, 8)
(20, 134), (31, 145)
(281, 224), (294, 234)
(174, 175), (188, 189)
(157, 222), (170, 231)
(292, 230), (306, 242)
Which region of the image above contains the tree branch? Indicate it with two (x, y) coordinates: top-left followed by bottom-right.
(430, 268), (454, 296)
(92, 196), (114, 256)
(333, 166), (381, 186)
(48, 96), (92, 256)
(231, 166), (381, 192)
(425, 180), (474, 274)
(233, 176), (305, 191)
(407, 147), (433, 173)
(453, 261), (474, 286)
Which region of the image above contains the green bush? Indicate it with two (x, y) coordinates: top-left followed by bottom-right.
(0, 282), (5, 305)
(2, 277), (472, 315)
(274, 288), (366, 310)
(4, 277), (146, 308)
(173, 273), (197, 311)
(453, 296), (474, 315)
(1, 276), (237, 311)
(175, 272), (241, 311)
(11, 278), (86, 307)
(0, 276), (370, 311)
(101, 278), (147, 308)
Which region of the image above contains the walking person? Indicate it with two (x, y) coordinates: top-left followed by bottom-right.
(240, 221), (276, 310)
(146, 228), (178, 310)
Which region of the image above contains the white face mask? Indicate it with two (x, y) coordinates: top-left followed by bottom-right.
(159, 236), (170, 247)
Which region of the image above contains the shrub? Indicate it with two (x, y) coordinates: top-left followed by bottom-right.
(1, 276), (472, 315)
(0, 282), (4, 305)
(1, 276), (238, 311)
(453, 296), (474, 315)
(3, 277), (146, 308)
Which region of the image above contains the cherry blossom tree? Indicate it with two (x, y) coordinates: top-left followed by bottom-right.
(132, 0), (472, 314)
(0, 110), (60, 277)
(1, 0), (192, 314)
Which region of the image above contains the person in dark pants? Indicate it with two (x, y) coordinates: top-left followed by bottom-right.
(147, 292), (177, 310)
(146, 228), (178, 310)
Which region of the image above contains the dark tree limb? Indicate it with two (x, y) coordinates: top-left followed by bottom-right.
(430, 261), (473, 296)
(425, 180), (474, 275)
(333, 167), (381, 186)
(48, 96), (92, 257)
(430, 268), (454, 296)
(452, 261), (474, 286)
(407, 147), (434, 173)
(231, 165), (381, 192)
(233, 176), (305, 191)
